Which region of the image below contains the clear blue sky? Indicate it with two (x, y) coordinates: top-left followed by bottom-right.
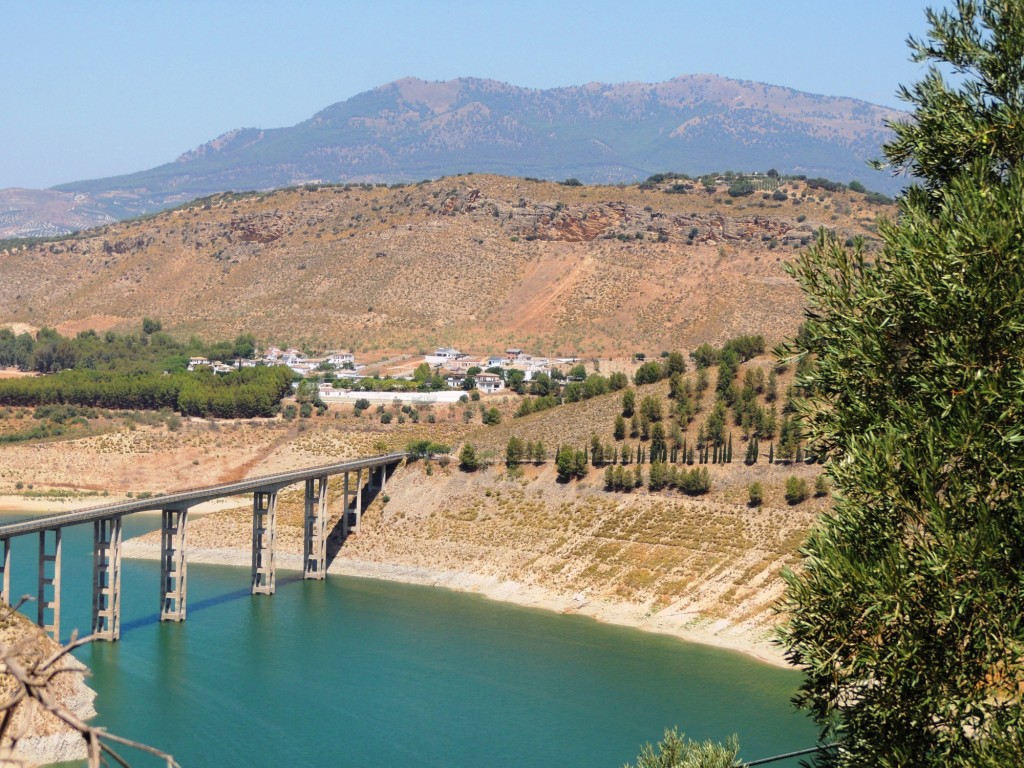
(3, 1), (937, 190)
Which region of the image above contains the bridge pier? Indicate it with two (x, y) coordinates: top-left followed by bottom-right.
(341, 472), (351, 537)
(303, 477), (328, 580)
(92, 516), (122, 640)
(160, 508), (189, 621)
(252, 490), (278, 594)
(38, 528), (61, 640)
(0, 538), (10, 606)
(353, 468), (364, 532)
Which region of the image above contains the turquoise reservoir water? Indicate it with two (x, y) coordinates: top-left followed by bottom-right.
(1, 514), (816, 767)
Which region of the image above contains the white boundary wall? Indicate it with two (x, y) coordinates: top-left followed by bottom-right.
(320, 390), (466, 404)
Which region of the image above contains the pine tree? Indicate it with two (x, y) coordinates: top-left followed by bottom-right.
(621, 388), (636, 417)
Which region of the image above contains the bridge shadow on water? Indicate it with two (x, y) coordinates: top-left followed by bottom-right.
(119, 574), (306, 637)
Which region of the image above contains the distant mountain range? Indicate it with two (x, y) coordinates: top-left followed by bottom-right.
(1, 74), (905, 238)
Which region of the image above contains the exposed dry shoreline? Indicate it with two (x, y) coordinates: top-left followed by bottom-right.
(0, 495), (245, 516)
(121, 535), (792, 669)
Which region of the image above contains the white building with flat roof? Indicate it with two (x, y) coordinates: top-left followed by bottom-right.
(476, 373), (504, 393)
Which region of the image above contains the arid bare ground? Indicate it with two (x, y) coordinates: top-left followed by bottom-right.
(0, 175), (889, 357)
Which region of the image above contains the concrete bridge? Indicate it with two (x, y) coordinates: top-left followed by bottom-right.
(0, 452), (407, 642)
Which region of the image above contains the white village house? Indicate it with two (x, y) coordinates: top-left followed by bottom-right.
(326, 351), (355, 367)
(475, 373), (504, 393)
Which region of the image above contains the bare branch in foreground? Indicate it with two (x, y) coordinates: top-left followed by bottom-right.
(0, 601), (180, 767)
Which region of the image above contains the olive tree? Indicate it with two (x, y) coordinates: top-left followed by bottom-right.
(779, 3), (1024, 765)
(624, 728), (740, 768)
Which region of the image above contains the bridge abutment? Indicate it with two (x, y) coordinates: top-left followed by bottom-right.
(160, 508), (189, 621)
(92, 516), (122, 640)
(303, 477), (328, 580)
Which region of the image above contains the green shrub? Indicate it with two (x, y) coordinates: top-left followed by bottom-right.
(748, 481), (764, 506)
(458, 443), (479, 471)
(784, 476), (809, 504)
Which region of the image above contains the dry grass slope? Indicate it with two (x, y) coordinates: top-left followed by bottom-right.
(0, 175), (890, 357)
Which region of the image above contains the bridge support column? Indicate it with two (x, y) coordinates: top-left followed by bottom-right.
(303, 478), (328, 580)
(160, 508), (189, 621)
(0, 538), (10, 606)
(37, 529), (61, 640)
(92, 517), (122, 640)
(341, 472), (351, 537)
(354, 468), (364, 532)
(252, 490), (277, 594)
(378, 464), (388, 493)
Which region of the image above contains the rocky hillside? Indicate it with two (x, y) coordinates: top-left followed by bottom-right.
(1, 75), (903, 235)
(0, 174), (891, 356)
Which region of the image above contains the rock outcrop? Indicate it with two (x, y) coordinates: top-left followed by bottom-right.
(0, 611), (97, 766)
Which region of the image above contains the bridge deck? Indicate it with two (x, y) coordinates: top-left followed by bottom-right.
(0, 452), (407, 539)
